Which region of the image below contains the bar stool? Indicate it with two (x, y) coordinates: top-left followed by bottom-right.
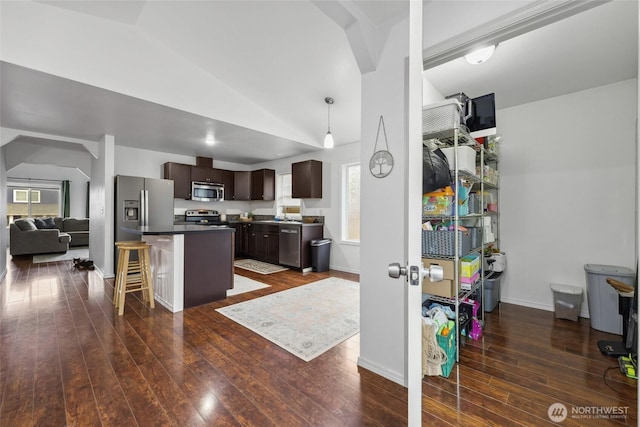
(114, 241), (154, 316)
(113, 241), (142, 307)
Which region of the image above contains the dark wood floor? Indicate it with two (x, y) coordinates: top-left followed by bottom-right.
(0, 255), (637, 426)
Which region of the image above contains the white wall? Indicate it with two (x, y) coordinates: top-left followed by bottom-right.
(89, 135), (115, 278)
(0, 148), (7, 283)
(7, 164), (89, 219)
(499, 79), (637, 315)
(254, 142), (361, 274)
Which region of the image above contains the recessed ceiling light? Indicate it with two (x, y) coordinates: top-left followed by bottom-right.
(464, 45), (496, 65)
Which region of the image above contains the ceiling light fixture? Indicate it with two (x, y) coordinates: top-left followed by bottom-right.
(205, 131), (216, 146)
(324, 97), (335, 149)
(464, 45), (496, 65)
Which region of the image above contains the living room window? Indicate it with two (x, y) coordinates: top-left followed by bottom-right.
(341, 162), (360, 243)
(7, 184), (60, 224)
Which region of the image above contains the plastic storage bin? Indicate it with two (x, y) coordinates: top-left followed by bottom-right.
(310, 239), (331, 272)
(441, 145), (477, 176)
(422, 99), (462, 136)
(484, 272), (502, 312)
(584, 264), (635, 334)
(550, 283), (583, 321)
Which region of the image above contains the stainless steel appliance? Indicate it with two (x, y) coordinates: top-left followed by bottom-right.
(184, 209), (229, 227)
(279, 226), (300, 268)
(191, 181), (224, 202)
(114, 175), (175, 269)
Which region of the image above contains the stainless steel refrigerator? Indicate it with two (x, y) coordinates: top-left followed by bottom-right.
(114, 175), (174, 269)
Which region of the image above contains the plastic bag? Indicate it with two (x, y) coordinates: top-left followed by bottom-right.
(423, 145), (452, 194)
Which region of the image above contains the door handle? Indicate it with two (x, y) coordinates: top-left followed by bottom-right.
(388, 263), (444, 286)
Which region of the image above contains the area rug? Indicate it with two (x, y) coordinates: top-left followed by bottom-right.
(228, 275), (271, 297)
(216, 277), (359, 361)
(32, 247), (89, 264)
(234, 259), (288, 275)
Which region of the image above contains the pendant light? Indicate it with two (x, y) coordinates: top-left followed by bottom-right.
(324, 97), (335, 149)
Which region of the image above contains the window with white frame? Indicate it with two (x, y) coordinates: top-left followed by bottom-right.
(7, 185), (59, 224)
(277, 173), (301, 219)
(342, 163), (360, 243)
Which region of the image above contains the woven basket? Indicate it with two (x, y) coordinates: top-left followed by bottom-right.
(422, 230), (471, 256)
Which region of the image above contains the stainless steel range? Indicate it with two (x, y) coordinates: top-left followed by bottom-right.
(184, 209), (229, 227)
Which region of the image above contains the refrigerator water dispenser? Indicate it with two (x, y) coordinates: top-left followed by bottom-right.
(124, 200), (139, 221)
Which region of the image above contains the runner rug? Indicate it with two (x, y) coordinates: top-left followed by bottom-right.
(234, 259), (288, 274)
(217, 277), (359, 361)
(32, 247), (89, 264)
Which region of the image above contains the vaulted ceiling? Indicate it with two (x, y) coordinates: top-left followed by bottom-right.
(0, 1), (636, 165)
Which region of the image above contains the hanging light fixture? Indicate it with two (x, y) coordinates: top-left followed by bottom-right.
(464, 45), (496, 65)
(324, 97), (335, 149)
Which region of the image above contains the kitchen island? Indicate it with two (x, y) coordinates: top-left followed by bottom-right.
(122, 225), (234, 312)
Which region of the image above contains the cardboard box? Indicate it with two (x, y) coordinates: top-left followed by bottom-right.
(460, 254), (480, 277)
(422, 278), (455, 298)
(422, 258), (455, 280)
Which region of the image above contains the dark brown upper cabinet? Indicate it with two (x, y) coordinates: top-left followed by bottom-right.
(292, 160), (322, 198)
(163, 162), (192, 199)
(221, 170), (235, 200)
(191, 166), (224, 184)
(234, 171), (251, 201)
(251, 169), (275, 201)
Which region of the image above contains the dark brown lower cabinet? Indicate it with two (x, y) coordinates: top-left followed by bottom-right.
(183, 231), (234, 308)
(232, 223), (246, 256)
(246, 223), (279, 264)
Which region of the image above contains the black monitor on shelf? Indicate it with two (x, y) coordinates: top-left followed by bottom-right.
(468, 93), (496, 139)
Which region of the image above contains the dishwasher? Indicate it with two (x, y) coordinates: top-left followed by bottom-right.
(279, 226), (300, 268)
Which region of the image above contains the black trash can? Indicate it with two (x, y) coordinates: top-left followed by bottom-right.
(310, 238), (331, 272)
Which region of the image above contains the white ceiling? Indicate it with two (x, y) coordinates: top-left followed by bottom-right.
(424, 0), (638, 110)
(1, 1), (637, 166)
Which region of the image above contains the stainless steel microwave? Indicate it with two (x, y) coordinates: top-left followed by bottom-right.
(191, 181), (224, 202)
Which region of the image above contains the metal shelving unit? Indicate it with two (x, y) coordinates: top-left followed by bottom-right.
(422, 117), (500, 363)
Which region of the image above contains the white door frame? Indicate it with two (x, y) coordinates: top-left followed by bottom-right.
(407, 1), (424, 425)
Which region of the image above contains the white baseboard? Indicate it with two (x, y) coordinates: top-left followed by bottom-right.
(154, 295), (175, 313)
(357, 356), (406, 387)
(0, 268), (6, 284)
(94, 266), (115, 280)
(330, 265), (360, 275)
(500, 296), (590, 319)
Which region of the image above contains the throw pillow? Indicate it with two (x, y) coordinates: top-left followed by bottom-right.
(14, 218), (37, 231)
(34, 217), (57, 229)
(43, 217), (57, 229)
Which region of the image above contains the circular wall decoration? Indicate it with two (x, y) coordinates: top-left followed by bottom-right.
(369, 150), (394, 178)
(369, 115), (394, 178)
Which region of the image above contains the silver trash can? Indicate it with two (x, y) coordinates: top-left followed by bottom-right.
(310, 239), (331, 272)
(584, 264), (635, 334)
